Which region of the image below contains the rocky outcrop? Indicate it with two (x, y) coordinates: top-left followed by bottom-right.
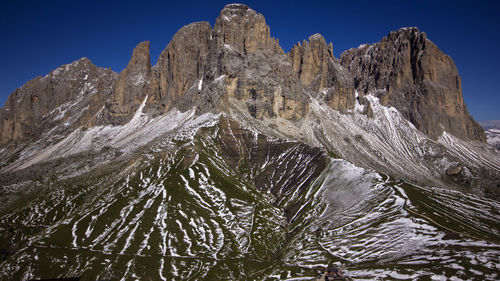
(104, 41), (151, 125)
(0, 58), (116, 147)
(290, 34), (355, 112)
(340, 27), (485, 141)
(151, 22), (212, 113)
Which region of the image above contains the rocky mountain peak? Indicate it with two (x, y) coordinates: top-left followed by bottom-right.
(0, 57), (116, 147)
(151, 21), (212, 113)
(391, 26), (423, 36)
(126, 41), (151, 73)
(43, 57), (95, 81)
(102, 41), (152, 125)
(307, 33), (330, 47)
(290, 33), (332, 88)
(214, 3), (282, 54)
(340, 27), (485, 141)
(289, 33), (355, 112)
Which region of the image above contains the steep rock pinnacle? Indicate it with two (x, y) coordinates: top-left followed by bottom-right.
(104, 41), (151, 125)
(151, 21), (212, 114)
(290, 33), (355, 112)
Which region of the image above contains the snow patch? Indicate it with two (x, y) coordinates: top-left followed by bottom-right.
(198, 78), (203, 91)
(485, 128), (500, 149)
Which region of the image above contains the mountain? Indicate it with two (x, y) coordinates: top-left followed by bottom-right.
(478, 121), (500, 150)
(340, 27), (485, 142)
(1, 4), (499, 280)
(485, 129), (500, 150)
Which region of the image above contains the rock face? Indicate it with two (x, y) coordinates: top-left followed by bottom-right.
(290, 34), (355, 112)
(104, 42), (151, 125)
(340, 27), (485, 141)
(194, 4), (308, 121)
(213, 4), (282, 55)
(0, 58), (116, 147)
(151, 22), (212, 113)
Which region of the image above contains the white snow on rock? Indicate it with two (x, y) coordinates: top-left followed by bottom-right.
(353, 90), (365, 113)
(225, 87), (500, 189)
(10, 97), (221, 171)
(438, 131), (500, 171)
(198, 78), (203, 91)
(485, 128), (500, 150)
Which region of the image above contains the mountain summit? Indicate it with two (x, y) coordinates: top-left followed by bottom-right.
(0, 4), (499, 280)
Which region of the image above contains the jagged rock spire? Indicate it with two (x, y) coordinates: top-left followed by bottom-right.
(290, 33), (355, 112)
(152, 22), (212, 112)
(105, 41), (151, 124)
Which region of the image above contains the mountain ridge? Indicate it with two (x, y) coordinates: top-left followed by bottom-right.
(0, 3), (498, 198)
(0, 4), (499, 280)
(0, 5), (485, 147)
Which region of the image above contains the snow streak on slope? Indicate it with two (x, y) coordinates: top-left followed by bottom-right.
(5, 98), (223, 172)
(277, 160), (500, 280)
(0, 122), (288, 280)
(0, 116), (499, 280)
(438, 131), (500, 171)
(299, 92), (500, 191)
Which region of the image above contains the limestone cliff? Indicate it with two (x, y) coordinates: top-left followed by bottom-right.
(104, 41), (151, 125)
(290, 33), (355, 113)
(340, 27), (485, 141)
(151, 22), (212, 114)
(187, 3), (308, 121)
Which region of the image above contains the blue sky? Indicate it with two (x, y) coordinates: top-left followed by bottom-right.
(1, 0), (499, 121)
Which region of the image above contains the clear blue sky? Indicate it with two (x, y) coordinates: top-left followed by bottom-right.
(1, 0), (499, 121)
